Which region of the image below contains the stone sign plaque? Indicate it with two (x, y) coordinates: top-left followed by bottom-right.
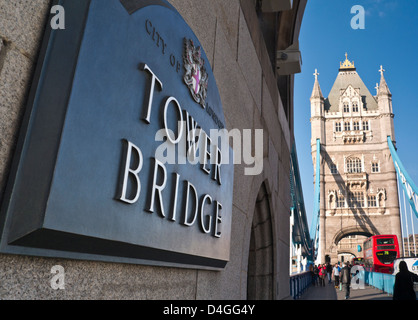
(0, 0), (233, 269)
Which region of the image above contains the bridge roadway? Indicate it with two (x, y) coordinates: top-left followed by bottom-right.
(299, 281), (392, 300)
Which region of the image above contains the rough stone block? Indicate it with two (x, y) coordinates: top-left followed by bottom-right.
(196, 205), (247, 300)
(213, 21), (253, 131)
(269, 139), (278, 192)
(0, 254), (199, 299)
(0, 0), (51, 58)
(0, 46), (33, 192)
(212, 0), (240, 56)
(237, 8), (262, 111)
(169, 0), (216, 67)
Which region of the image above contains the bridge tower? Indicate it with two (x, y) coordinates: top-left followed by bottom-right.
(310, 54), (403, 264)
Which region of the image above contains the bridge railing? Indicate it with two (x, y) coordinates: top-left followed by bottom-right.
(289, 271), (312, 299)
(364, 271), (395, 296)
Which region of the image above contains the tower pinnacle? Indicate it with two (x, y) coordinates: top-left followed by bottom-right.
(314, 69), (319, 81)
(378, 65), (391, 96)
(379, 65), (385, 76)
(311, 68), (323, 99)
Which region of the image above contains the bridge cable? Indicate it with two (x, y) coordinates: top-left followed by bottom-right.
(388, 136), (418, 256)
(388, 136), (418, 219)
(397, 174), (406, 256)
(310, 139), (321, 261)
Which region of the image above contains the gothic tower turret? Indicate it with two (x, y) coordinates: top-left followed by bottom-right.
(310, 54), (402, 264)
(310, 69), (325, 144)
(377, 65), (395, 141)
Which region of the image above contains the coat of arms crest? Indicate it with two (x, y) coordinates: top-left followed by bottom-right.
(183, 38), (208, 108)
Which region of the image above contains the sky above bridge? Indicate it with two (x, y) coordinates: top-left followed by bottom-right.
(294, 0), (418, 240)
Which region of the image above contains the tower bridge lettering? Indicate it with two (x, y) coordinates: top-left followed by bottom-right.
(117, 63), (225, 238)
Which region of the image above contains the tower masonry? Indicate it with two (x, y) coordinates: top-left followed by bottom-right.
(310, 54), (402, 263)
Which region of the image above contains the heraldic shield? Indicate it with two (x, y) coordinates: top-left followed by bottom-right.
(183, 38), (208, 108)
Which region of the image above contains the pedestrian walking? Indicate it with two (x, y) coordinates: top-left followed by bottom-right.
(393, 261), (418, 300)
(313, 265), (319, 286)
(332, 263), (340, 288)
(309, 264), (315, 286)
(326, 262), (332, 284)
(340, 262), (351, 299)
(318, 264), (322, 286)
(318, 264), (326, 287)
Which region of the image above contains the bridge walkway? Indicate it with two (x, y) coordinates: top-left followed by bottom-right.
(299, 280), (392, 300)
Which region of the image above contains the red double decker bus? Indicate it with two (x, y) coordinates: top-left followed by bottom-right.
(363, 235), (400, 274)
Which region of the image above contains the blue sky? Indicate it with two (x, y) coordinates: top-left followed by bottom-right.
(294, 0), (418, 240)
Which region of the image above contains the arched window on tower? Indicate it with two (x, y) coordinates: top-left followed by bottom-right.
(335, 122), (342, 132)
(352, 101), (359, 112)
(368, 195), (377, 207)
(337, 195), (345, 208)
(344, 122), (351, 131)
(353, 121), (360, 131)
(343, 102), (350, 113)
(362, 120), (369, 131)
(347, 191), (363, 208)
(346, 157), (362, 173)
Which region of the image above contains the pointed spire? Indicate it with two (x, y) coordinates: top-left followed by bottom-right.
(379, 65), (385, 77)
(314, 68), (319, 81)
(311, 69), (324, 99)
(378, 65), (391, 96)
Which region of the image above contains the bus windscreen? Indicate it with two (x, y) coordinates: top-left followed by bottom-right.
(376, 238), (394, 245)
(376, 251), (397, 264)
